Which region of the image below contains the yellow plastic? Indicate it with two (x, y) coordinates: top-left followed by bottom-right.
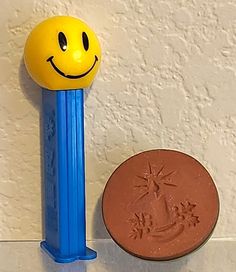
(24, 16), (101, 90)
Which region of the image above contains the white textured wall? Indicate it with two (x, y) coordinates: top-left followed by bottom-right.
(0, 0), (236, 240)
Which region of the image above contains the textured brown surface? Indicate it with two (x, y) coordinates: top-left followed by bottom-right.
(102, 149), (219, 260)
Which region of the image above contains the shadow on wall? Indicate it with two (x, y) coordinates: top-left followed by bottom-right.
(18, 57), (45, 238)
(92, 194), (110, 239)
(19, 58), (41, 110)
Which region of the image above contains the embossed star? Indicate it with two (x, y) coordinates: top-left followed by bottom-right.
(134, 162), (177, 201)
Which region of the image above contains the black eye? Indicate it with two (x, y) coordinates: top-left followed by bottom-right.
(82, 32), (89, 51)
(58, 32), (67, 51)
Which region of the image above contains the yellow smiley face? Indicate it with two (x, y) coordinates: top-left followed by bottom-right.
(24, 16), (101, 90)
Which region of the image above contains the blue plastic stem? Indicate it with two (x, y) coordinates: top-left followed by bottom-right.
(40, 89), (96, 263)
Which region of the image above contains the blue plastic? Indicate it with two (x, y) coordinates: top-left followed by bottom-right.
(41, 89), (97, 263)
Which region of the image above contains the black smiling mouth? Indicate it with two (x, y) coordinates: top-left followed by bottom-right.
(46, 55), (98, 79)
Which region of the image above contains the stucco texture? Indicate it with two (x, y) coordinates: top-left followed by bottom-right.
(0, 0), (236, 240)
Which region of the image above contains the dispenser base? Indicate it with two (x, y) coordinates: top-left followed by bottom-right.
(40, 241), (97, 263)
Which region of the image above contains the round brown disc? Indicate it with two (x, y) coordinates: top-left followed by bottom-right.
(102, 149), (219, 260)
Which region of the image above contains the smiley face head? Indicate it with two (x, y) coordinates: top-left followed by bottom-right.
(24, 16), (101, 90)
